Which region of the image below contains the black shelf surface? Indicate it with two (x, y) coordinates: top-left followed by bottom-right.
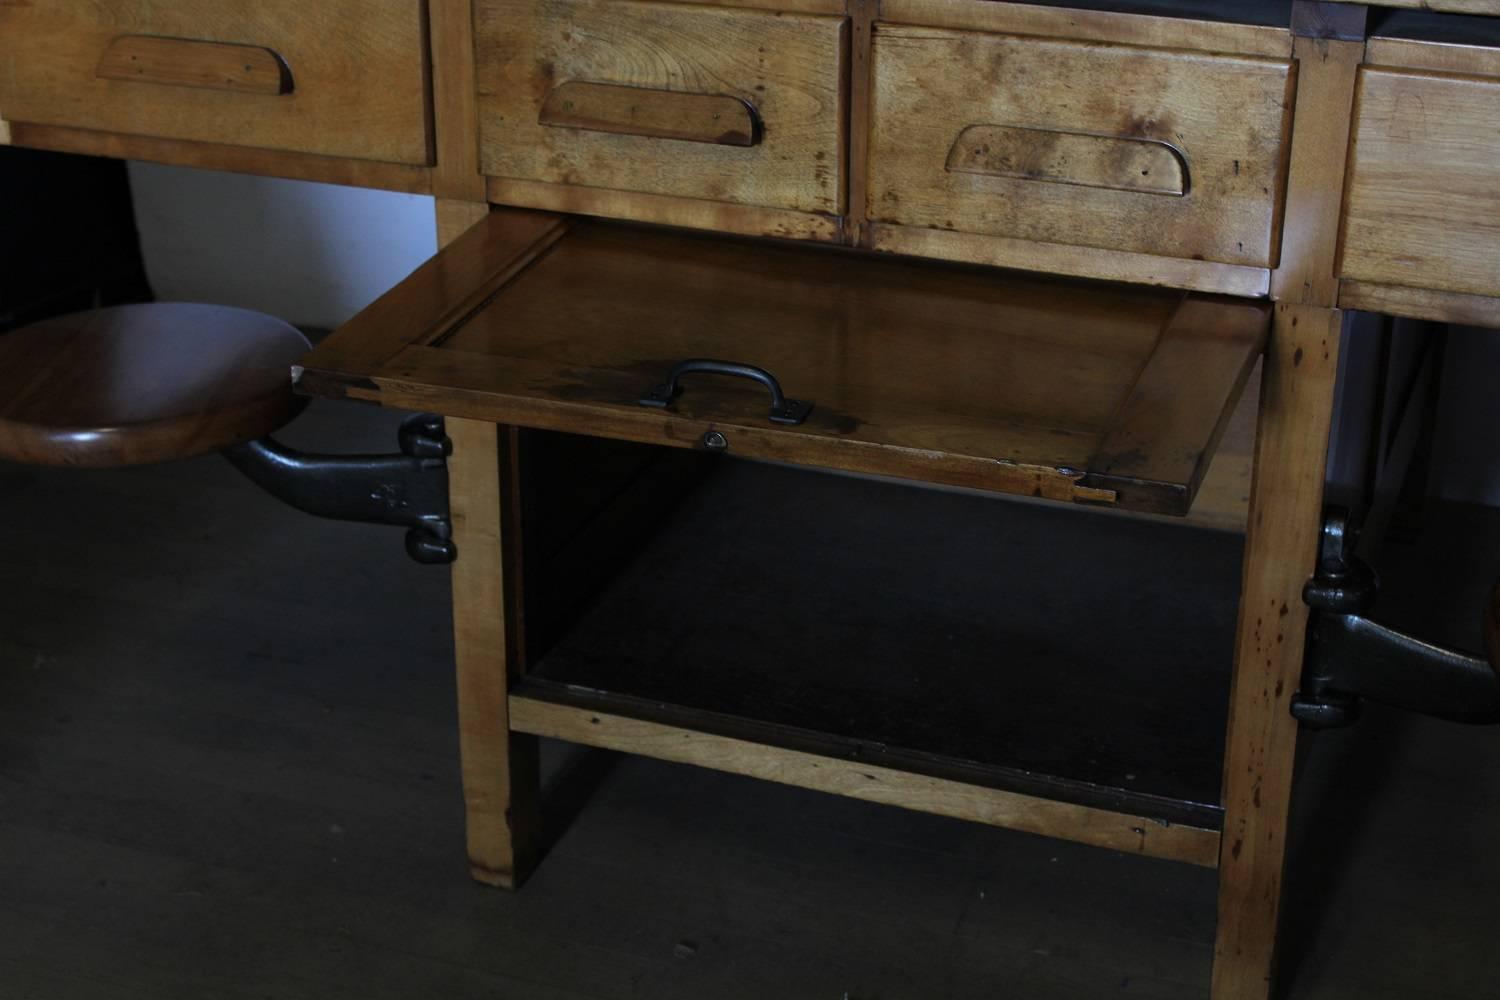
(519, 459), (1243, 828)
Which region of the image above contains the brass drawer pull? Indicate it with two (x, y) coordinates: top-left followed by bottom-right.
(539, 81), (762, 147)
(639, 358), (812, 425)
(945, 124), (1189, 197)
(97, 35), (294, 96)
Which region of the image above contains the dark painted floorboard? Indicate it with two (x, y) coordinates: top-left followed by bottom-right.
(1, 400), (1496, 999)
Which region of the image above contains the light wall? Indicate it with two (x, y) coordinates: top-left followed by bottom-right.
(127, 162), (436, 331)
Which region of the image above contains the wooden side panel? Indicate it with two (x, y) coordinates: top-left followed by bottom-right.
(1367, 36), (1500, 77)
(0, 0), (432, 165)
(95, 36), (293, 96)
(867, 26), (1296, 267)
(475, 0), (846, 216)
(538, 82), (761, 146)
(1340, 66), (1500, 299)
(1212, 304), (1343, 1000)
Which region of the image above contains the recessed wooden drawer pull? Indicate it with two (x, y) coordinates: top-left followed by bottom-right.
(639, 358), (812, 425)
(96, 35), (294, 96)
(539, 81), (762, 147)
(945, 125), (1189, 197)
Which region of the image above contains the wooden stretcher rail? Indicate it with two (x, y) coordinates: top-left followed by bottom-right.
(510, 697), (1224, 867)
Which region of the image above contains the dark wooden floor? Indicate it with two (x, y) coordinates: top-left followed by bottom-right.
(2, 400), (1497, 1000)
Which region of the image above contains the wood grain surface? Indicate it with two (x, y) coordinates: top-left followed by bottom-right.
(1340, 65), (1500, 299)
(447, 418), (541, 888)
(301, 213), (1267, 515)
(95, 35), (293, 96)
(429, 0), (488, 201)
(0, 0), (432, 165)
(475, 0), (845, 216)
(0, 303), (308, 467)
(867, 25), (1296, 267)
(539, 82), (760, 146)
(1269, 36), (1364, 306)
(1213, 303), (1344, 1000)
(944, 125), (1188, 196)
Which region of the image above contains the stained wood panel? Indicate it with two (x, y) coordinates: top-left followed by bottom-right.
(866, 25), (1297, 267)
(474, 0), (846, 220)
(0, 0), (431, 165)
(1339, 65), (1500, 299)
(299, 210), (1269, 515)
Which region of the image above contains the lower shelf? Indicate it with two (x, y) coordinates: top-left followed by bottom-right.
(516, 457), (1243, 865)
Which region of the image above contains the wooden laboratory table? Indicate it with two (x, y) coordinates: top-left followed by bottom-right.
(4, 2), (1499, 998)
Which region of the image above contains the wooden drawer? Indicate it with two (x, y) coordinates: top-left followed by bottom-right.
(1340, 59), (1500, 299)
(299, 209), (1268, 517)
(0, 1), (431, 166)
(474, 0), (847, 236)
(865, 22), (1297, 268)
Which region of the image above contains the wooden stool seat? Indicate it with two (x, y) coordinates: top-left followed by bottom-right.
(0, 303), (309, 467)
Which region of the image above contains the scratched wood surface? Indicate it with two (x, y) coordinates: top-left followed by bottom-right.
(300, 215), (1268, 514)
(1339, 64), (1500, 300)
(1214, 304), (1344, 1000)
(866, 25), (1296, 267)
(0, 0), (432, 166)
(474, 0), (846, 217)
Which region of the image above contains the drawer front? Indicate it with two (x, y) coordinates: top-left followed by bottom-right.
(867, 25), (1296, 267)
(475, 0), (847, 216)
(1340, 67), (1500, 299)
(0, 1), (431, 166)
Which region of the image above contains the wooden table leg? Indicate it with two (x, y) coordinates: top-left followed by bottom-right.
(1212, 303), (1343, 998)
(448, 415), (542, 888)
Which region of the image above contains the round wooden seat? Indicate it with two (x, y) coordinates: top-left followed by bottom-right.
(0, 303), (309, 467)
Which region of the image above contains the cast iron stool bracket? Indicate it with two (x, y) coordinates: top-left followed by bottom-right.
(223, 412), (456, 565)
(1293, 507), (1500, 729)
